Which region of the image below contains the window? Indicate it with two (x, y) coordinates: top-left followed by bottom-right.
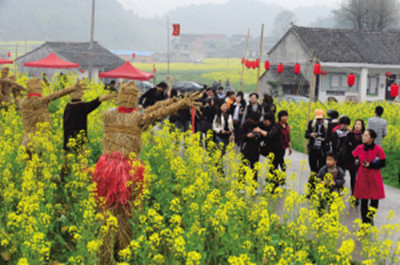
(328, 73), (357, 91)
(331, 75), (342, 88)
(367, 75), (379, 96)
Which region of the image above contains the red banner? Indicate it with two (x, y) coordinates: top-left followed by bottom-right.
(172, 24), (180, 36)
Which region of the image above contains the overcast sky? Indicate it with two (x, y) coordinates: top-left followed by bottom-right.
(116, 0), (338, 18)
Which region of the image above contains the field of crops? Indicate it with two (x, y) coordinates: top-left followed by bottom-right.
(0, 72), (400, 264)
(135, 58), (260, 92)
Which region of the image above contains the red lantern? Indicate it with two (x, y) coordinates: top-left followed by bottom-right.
(245, 60), (251, 69)
(320, 69), (327, 76)
(277, 63), (284, 74)
(251, 61), (257, 69)
(390, 83), (399, 97)
(294, 63), (301, 75)
(132, 53), (136, 59)
(347, 73), (355, 87)
(385, 72), (393, 78)
(79, 68), (85, 73)
(153, 67), (157, 73)
(313, 63), (321, 75)
(241, 57), (245, 65)
(7, 52), (11, 57)
(255, 59), (260, 68)
(264, 61), (270, 71)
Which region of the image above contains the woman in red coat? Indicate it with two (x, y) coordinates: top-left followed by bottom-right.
(352, 129), (386, 225)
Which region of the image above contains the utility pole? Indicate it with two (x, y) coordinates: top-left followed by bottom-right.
(256, 24), (264, 94)
(167, 17), (170, 76)
(88, 0), (95, 80)
(239, 28), (250, 91)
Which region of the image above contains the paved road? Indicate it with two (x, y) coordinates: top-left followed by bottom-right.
(269, 149), (400, 230)
(256, 149), (400, 262)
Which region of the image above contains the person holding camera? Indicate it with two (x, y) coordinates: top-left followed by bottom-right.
(259, 112), (285, 171)
(138, 81), (167, 109)
(352, 129), (386, 225)
(305, 109), (331, 173)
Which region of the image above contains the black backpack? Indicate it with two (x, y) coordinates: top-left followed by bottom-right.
(336, 130), (350, 162)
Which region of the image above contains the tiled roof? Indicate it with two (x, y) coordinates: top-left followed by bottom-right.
(269, 26), (400, 65)
(45, 42), (124, 68)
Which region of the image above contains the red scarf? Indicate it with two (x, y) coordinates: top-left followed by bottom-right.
(28, 93), (42, 98)
(118, 107), (138, 113)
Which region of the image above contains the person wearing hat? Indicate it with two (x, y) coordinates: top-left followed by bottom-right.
(305, 109), (331, 173)
(138, 81), (167, 109)
(305, 109), (331, 198)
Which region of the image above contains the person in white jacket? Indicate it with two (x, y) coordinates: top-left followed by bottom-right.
(213, 102), (234, 155)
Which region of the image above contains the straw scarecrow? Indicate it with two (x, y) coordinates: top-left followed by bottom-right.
(0, 67), (25, 107)
(93, 81), (201, 264)
(19, 78), (86, 151)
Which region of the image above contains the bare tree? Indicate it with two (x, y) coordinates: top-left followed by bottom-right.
(333, 0), (399, 31)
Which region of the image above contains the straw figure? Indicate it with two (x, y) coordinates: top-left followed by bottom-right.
(19, 78), (86, 151)
(93, 81), (201, 264)
(0, 67), (25, 108)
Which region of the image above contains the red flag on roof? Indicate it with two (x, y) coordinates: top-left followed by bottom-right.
(172, 24), (180, 36)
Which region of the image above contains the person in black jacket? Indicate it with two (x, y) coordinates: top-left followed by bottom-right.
(305, 109), (332, 198)
(169, 89), (191, 131)
(259, 112), (285, 171)
(138, 81), (167, 108)
(240, 112), (262, 181)
(241, 93), (262, 126)
(198, 88), (217, 149)
(305, 109), (331, 173)
(63, 91), (114, 152)
(261, 94), (276, 115)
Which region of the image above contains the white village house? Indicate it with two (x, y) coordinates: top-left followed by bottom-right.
(260, 25), (400, 102)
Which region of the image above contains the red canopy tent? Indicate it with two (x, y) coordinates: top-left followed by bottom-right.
(98, 61), (154, 81)
(0, 58), (13, 64)
(24, 52), (79, 69)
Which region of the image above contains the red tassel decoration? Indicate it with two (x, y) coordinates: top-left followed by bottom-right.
(93, 152), (145, 209)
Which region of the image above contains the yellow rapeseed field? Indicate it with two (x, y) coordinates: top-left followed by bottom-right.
(0, 72), (399, 264)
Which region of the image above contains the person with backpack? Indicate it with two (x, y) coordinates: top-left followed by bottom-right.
(332, 115), (352, 168)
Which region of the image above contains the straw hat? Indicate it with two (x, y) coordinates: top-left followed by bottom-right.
(117, 81), (139, 109)
(26, 78), (42, 94)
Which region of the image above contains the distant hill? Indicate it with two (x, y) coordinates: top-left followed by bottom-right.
(0, 0), (163, 50)
(0, 0), (334, 51)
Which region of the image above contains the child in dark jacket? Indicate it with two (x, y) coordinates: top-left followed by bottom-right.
(317, 152), (345, 192)
(316, 152), (345, 213)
